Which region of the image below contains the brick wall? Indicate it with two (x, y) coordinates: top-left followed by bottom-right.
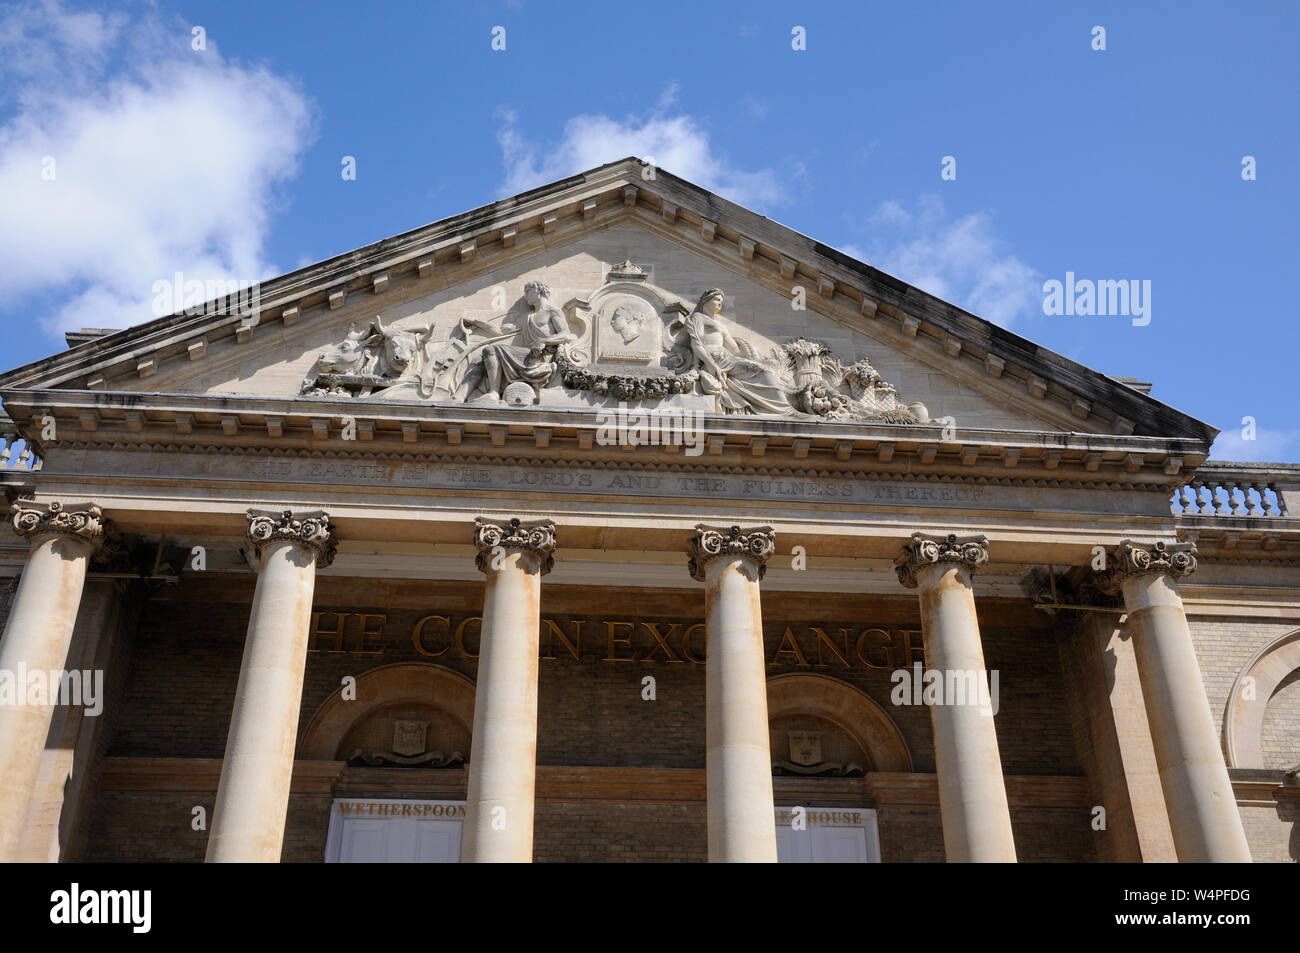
(85, 794), (206, 862)
(85, 575), (1096, 861)
(1238, 800), (1298, 863)
(534, 802), (706, 863)
(1261, 672), (1300, 771)
(0, 575), (18, 632)
(1187, 616), (1300, 773)
(102, 578), (1079, 770)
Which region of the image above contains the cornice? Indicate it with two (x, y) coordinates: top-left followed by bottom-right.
(0, 389), (1208, 492)
(19, 439), (1203, 497)
(1178, 524), (1300, 564)
(0, 158), (1215, 446)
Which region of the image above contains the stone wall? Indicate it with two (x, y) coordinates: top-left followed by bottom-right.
(1186, 613), (1299, 862)
(1239, 800), (1298, 864)
(1262, 673), (1300, 770)
(1188, 616), (1300, 769)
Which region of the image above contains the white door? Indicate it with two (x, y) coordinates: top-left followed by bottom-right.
(324, 798), (465, 863)
(775, 806), (881, 863)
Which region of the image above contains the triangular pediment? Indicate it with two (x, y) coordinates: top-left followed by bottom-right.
(0, 158), (1214, 447)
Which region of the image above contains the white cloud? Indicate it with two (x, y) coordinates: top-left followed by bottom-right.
(495, 104), (785, 210)
(868, 200), (910, 227)
(0, 0), (315, 338)
(842, 195), (1040, 327)
(1209, 427), (1300, 463)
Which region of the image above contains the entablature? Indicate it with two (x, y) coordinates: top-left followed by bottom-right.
(1, 388), (1207, 492)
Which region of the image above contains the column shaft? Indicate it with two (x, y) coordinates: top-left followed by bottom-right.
(917, 563), (1016, 862)
(0, 502), (101, 861)
(462, 517), (554, 863)
(206, 510), (333, 863)
(1120, 568), (1252, 861)
(896, 532), (1016, 863)
(692, 525), (777, 863)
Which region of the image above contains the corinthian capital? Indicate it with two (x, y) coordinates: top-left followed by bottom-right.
(246, 509), (337, 566)
(11, 500), (104, 548)
(1095, 539), (1196, 594)
(473, 517), (556, 574)
(894, 532), (989, 589)
(689, 524), (776, 581)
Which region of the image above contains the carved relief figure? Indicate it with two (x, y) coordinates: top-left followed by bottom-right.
(780, 338), (852, 418)
(609, 304), (644, 344)
(315, 322), (369, 376)
(454, 281), (575, 402)
(302, 272), (932, 425)
(301, 316), (434, 398)
(682, 289), (792, 416)
(841, 357), (929, 423)
(365, 316), (434, 380)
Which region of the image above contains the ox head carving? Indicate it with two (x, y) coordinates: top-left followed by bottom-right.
(365, 316), (433, 376)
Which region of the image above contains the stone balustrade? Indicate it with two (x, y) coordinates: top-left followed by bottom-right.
(0, 429), (39, 471)
(1171, 463), (1298, 518)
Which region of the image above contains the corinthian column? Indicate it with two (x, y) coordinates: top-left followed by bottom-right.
(462, 517), (555, 863)
(690, 524), (778, 863)
(1097, 540), (1251, 862)
(206, 509), (336, 863)
(0, 501), (103, 861)
(895, 532), (1017, 863)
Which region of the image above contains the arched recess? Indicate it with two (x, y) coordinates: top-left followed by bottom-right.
(766, 673), (913, 772)
(300, 662), (477, 760)
(1225, 627), (1300, 769)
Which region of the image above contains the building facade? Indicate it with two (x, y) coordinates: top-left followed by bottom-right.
(0, 159), (1294, 863)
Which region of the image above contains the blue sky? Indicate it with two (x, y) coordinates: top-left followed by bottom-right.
(1, 0), (1296, 460)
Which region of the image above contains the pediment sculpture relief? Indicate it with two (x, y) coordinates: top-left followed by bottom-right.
(300, 262), (930, 423)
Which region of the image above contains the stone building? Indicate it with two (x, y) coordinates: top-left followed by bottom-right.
(0, 158), (1294, 863)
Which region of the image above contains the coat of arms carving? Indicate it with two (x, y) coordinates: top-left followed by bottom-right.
(787, 730), (823, 767)
(392, 720), (428, 758)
